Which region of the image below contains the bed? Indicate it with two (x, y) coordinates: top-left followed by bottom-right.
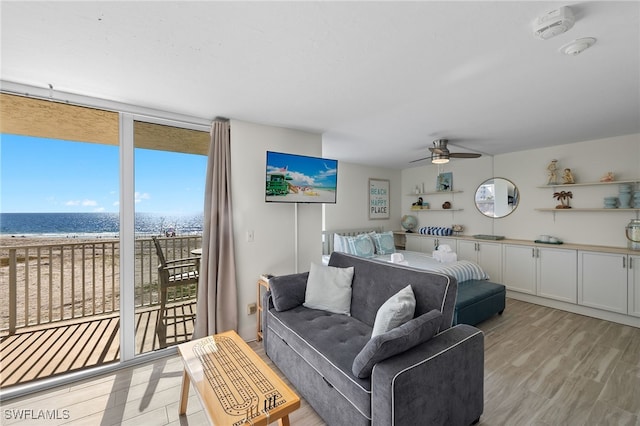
(322, 228), (489, 283)
(321, 228), (506, 325)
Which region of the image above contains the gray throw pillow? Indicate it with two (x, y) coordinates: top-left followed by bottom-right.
(371, 285), (416, 337)
(352, 309), (443, 378)
(269, 272), (309, 312)
(303, 262), (355, 315)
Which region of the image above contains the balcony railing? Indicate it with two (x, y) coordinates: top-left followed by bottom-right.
(0, 235), (202, 335)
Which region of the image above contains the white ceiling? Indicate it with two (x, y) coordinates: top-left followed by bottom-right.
(1, 1), (639, 168)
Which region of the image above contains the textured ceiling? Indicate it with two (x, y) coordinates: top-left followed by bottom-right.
(1, 1), (638, 168)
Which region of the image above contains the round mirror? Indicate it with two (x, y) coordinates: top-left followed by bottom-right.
(475, 178), (519, 218)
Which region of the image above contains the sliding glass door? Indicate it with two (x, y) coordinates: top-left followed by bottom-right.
(131, 118), (208, 355)
(0, 92), (209, 390)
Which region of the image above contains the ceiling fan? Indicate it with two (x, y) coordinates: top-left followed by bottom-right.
(410, 139), (482, 164)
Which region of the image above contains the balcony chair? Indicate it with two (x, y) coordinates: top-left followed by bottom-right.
(152, 236), (200, 348)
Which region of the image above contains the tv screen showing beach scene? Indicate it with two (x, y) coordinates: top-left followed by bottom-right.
(265, 151), (338, 203)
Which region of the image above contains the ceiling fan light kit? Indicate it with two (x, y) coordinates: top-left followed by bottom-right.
(431, 154), (449, 164)
(410, 139), (482, 164)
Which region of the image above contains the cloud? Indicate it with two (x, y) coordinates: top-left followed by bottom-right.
(65, 199), (98, 207)
(134, 192), (151, 204)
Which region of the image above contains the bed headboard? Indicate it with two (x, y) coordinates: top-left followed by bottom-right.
(322, 227), (383, 255)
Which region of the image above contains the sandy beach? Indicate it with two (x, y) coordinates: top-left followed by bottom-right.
(0, 235), (200, 333)
(0, 236), (121, 331)
(266, 188), (336, 203)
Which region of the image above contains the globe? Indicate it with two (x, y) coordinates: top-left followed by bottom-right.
(401, 215), (418, 233)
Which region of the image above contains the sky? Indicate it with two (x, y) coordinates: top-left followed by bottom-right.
(0, 134), (207, 214)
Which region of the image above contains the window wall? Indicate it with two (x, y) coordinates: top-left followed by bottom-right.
(0, 91), (210, 392)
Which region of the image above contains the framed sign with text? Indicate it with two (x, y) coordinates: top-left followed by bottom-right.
(369, 178), (390, 219)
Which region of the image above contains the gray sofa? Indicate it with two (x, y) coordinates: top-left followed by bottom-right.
(262, 252), (484, 425)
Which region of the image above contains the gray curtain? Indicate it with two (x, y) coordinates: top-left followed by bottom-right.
(194, 118), (238, 337)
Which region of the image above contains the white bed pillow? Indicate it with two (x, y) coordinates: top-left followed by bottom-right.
(303, 262), (354, 315)
(371, 285), (416, 337)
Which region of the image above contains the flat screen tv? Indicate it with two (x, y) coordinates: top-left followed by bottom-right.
(265, 151), (338, 203)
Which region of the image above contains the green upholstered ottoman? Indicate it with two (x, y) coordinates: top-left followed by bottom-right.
(453, 279), (505, 326)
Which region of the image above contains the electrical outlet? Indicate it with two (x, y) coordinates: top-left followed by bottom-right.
(247, 303), (257, 315)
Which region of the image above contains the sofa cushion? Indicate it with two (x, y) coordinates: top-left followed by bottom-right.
(304, 262), (354, 315)
(328, 252), (457, 329)
(371, 285), (415, 337)
(267, 306), (373, 419)
(269, 272), (308, 312)
(352, 309), (443, 378)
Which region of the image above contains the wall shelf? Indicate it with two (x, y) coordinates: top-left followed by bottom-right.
(407, 190), (462, 196)
(536, 208), (640, 212)
(410, 208), (463, 212)
(537, 179), (639, 212)
(537, 179), (640, 189)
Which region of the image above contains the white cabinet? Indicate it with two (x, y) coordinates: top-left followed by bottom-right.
(503, 244), (577, 302)
(457, 240), (503, 283)
(578, 251), (627, 314)
(503, 245), (537, 294)
(405, 234), (456, 253)
(537, 247), (577, 303)
(629, 255), (640, 317)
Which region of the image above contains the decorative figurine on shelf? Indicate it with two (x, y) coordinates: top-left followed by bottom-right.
(411, 197), (425, 211)
(452, 224), (464, 235)
(600, 172), (615, 182)
(442, 201), (452, 209)
(562, 168), (575, 184)
(553, 191), (573, 209)
(546, 159), (559, 185)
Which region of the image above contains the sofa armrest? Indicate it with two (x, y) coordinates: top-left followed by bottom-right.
(371, 324), (484, 426)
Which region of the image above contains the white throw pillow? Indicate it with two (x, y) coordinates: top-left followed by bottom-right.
(371, 285), (416, 337)
(303, 262), (355, 315)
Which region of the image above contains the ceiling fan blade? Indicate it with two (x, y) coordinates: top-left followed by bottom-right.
(449, 152), (482, 158)
(428, 147), (447, 154)
(409, 156), (433, 163)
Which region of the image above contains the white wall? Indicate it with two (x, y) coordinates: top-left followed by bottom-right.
(230, 119), (323, 340)
(324, 162), (402, 232)
(401, 134), (640, 247)
(230, 129), (637, 340)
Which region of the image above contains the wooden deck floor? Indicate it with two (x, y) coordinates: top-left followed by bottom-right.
(0, 302), (196, 388)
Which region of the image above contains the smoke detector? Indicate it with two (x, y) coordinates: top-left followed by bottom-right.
(560, 37), (597, 55)
(533, 6), (575, 40)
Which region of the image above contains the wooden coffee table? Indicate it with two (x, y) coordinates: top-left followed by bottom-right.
(178, 330), (300, 425)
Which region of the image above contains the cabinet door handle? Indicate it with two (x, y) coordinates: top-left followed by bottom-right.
(623, 257), (626, 269)
(532, 248), (536, 258)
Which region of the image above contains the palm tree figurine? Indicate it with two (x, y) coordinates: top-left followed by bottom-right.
(553, 191), (573, 209)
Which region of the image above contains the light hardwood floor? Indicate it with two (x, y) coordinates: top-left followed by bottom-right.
(2, 298), (639, 425)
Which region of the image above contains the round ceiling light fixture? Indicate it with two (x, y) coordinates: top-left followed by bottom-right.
(560, 37), (597, 56)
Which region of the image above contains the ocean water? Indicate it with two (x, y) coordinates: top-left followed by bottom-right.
(0, 212), (203, 238)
